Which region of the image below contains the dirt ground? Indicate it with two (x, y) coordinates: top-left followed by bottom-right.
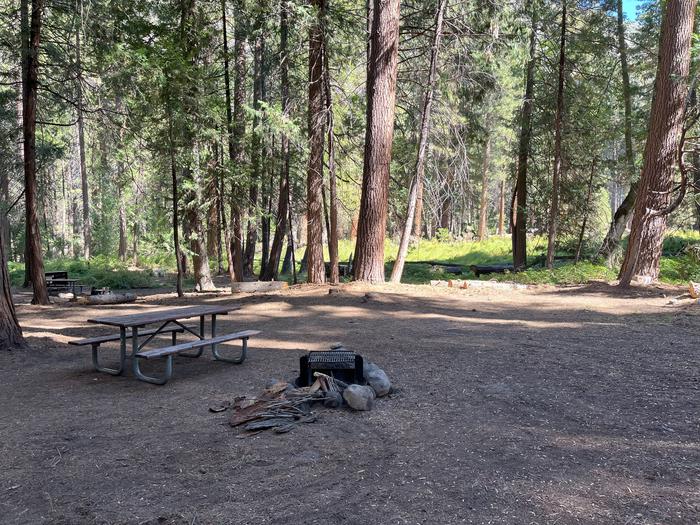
(0, 281), (698, 525)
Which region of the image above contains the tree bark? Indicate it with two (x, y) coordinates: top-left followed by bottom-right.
(229, 0), (246, 283)
(75, 9), (90, 260)
(244, 31), (264, 277)
(306, 0), (326, 284)
(511, 0), (537, 271)
(478, 132), (491, 241)
(260, 0), (290, 282)
(323, 23), (340, 285)
(354, 0), (401, 283)
(167, 108), (184, 298)
(117, 183), (127, 261)
(221, 0), (235, 281)
(390, 0), (446, 283)
(618, 0), (696, 286)
(497, 179), (505, 236)
(575, 160), (597, 263)
(23, 0), (49, 305)
(694, 89), (700, 231)
(0, 221), (24, 351)
(598, 0), (637, 262)
(545, 1), (567, 269)
(179, 0), (215, 292)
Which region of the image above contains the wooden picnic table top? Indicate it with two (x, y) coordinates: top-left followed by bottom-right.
(88, 305), (236, 328)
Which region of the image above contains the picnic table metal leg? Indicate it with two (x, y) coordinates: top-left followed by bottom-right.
(179, 316), (206, 358)
(90, 327), (126, 376)
(212, 336), (248, 364)
(132, 326), (173, 385)
(211, 314), (217, 354)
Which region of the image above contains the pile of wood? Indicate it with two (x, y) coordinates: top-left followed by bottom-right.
(223, 379), (333, 436)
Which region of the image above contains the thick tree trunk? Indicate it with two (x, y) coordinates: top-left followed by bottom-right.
(390, 0), (446, 283)
(618, 0), (696, 286)
(230, 0), (247, 283)
(478, 132), (491, 241)
(512, 0), (537, 271)
(260, 0), (290, 282)
(0, 223), (24, 351)
(259, 135), (274, 276)
(244, 32), (265, 277)
(23, 0), (48, 305)
(206, 162), (219, 260)
(21, 0), (30, 286)
(354, 0), (401, 283)
(545, 1), (567, 269)
(598, 0), (638, 262)
(221, 0), (245, 283)
(179, 0), (215, 292)
(185, 165), (216, 292)
(306, 0), (326, 284)
(75, 16), (90, 260)
(695, 91), (700, 231)
(221, 0), (235, 281)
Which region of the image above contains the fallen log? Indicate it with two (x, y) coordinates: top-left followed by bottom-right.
(469, 264), (514, 277)
(430, 279), (527, 291)
(231, 281), (289, 293)
(76, 292), (137, 305)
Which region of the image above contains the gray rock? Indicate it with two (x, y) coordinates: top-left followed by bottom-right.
(363, 361), (380, 376)
(366, 367), (391, 397)
(343, 384), (375, 411)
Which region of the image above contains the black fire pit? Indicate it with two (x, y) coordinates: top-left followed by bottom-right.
(297, 349), (364, 387)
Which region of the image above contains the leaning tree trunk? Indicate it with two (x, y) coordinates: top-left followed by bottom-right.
(306, 0), (326, 284)
(354, 0), (401, 283)
(23, 0), (48, 305)
(512, 0), (537, 271)
(390, 0), (446, 283)
(75, 14), (90, 260)
(261, 0), (291, 282)
(545, 1), (567, 270)
(598, 0), (637, 262)
(618, 0), (697, 286)
(0, 223), (24, 351)
(478, 131), (491, 241)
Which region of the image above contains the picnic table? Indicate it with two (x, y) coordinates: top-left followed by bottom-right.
(70, 305), (260, 385)
(46, 278), (81, 295)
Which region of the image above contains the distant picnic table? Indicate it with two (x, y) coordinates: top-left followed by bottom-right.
(70, 305), (259, 385)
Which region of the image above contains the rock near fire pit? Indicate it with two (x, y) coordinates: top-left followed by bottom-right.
(343, 384), (376, 411)
(364, 362), (391, 397)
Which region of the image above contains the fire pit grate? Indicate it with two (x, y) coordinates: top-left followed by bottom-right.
(298, 350), (364, 387)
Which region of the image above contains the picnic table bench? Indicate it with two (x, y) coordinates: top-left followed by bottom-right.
(70, 305), (260, 385)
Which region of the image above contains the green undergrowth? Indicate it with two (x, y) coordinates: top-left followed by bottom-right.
(11, 231), (700, 290)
